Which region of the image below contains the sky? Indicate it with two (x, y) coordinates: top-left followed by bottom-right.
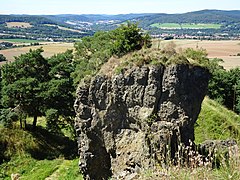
(0, 0), (239, 15)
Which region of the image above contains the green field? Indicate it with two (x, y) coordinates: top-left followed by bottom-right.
(150, 23), (221, 29)
(0, 38), (42, 43)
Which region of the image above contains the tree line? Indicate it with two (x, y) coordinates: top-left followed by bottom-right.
(207, 58), (240, 114)
(0, 23), (151, 132)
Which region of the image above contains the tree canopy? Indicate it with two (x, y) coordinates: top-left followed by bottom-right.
(73, 22), (152, 85)
(1, 49), (75, 129)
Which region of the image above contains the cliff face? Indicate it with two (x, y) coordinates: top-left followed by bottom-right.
(74, 64), (210, 179)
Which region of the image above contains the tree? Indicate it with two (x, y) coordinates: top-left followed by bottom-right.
(208, 65), (240, 114)
(73, 23), (152, 85)
(111, 22), (152, 56)
(1, 48), (50, 129)
(42, 50), (75, 117)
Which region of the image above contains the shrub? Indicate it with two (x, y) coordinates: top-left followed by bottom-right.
(46, 109), (60, 134)
(0, 109), (18, 128)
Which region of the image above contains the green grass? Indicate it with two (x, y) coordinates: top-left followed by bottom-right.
(0, 156), (62, 180)
(57, 159), (83, 180)
(0, 156), (83, 180)
(1, 97), (240, 179)
(0, 39), (41, 43)
(0, 125), (78, 162)
(0, 124), (80, 179)
(150, 23), (221, 29)
(195, 97), (240, 144)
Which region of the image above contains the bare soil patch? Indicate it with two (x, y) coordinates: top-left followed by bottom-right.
(6, 22), (33, 28)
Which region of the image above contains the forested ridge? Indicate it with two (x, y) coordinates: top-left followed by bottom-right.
(1, 10), (240, 41)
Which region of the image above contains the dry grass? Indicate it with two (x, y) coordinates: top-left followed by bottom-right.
(138, 143), (240, 180)
(6, 22), (32, 28)
(98, 56), (124, 77)
(152, 39), (240, 70)
(0, 42), (74, 65)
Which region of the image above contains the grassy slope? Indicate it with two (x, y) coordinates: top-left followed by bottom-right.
(195, 97), (240, 144)
(140, 97), (240, 179)
(0, 97), (240, 179)
(0, 157), (83, 180)
(0, 125), (82, 179)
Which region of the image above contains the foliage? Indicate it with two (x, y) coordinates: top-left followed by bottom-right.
(1, 49), (75, 129)
(73, 23), (152, 85)
(43, 50), (75, 117)
(0, 109), (18, 128)
(208, 67), (240, 114)
(0, 54), (7, 62)
(46, 109), (60, 134)
(111, 22), (152, 56)
(182, 48), (209, 66)
(1, 48), (50, 128)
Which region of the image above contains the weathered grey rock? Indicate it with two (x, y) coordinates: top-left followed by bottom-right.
(74, 64), (210, 179)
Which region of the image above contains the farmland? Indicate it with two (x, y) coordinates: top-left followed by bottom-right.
(153, 39), (240, 70)
(6, 22), (33, 28)
(150, 23), (222, 29)
(1, 39), (240, 70)
(0, 38), (42, 44)
(0, 42), (74, 64)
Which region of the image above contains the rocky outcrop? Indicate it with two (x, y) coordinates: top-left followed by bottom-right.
(74, 64), (210, 179)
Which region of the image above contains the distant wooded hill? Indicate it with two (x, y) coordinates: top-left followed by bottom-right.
(1, 9), (240, 27)
(0, 10), (240, 41)
(43, 10), (240, 24)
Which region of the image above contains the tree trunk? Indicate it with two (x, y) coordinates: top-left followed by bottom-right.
(20, 118), (22, 129)
(32, 115), (37, 129)
(24, 120), (27, 130)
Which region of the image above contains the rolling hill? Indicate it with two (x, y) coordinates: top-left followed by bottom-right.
(0, 10), (240, 42)
(136, 9), (240, 27)
(42, 10), (240, 25)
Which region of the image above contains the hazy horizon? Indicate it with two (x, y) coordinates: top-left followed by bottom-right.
(0, 0), (239, 15)
(1, 9), (240, 16)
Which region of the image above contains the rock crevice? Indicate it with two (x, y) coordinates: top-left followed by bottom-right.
(74, 64), (210, 179)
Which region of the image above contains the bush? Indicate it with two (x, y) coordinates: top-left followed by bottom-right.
(0, 54), (6, 62)
(0, 109), (18, 128)
(73, 23), (152, 85)
(46, 109), (60, 134)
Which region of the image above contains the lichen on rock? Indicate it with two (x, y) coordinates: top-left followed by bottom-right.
(74, 64), (210, 179)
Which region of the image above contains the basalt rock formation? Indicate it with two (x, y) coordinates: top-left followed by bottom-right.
(74, 64), (210, 179)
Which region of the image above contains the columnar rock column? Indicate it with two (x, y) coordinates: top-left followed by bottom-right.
(74, 64), (210, 179)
